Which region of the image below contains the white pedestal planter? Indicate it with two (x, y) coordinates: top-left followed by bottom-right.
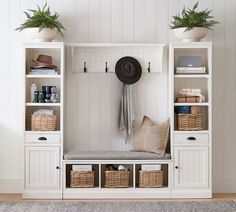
(25, 28), (59, 42)
(173, 27), (208, 42)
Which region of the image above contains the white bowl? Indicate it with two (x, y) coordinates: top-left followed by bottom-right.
(25, 28), (59, 42)
(173, 27), (208, 42)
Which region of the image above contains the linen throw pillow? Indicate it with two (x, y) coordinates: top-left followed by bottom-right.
(132, 116), (169, 156)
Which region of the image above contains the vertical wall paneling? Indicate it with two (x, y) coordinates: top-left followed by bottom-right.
(100, 0), (112, 42)
(123, 0), (134, 43)
(134, 0), (145, 42)
(89, 0), (101, 42)
(111, 0), (123, 42)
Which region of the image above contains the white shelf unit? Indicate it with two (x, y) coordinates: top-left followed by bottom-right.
(169, 42), (212, 198)
(23, 42), (64, 199)
(63, 160), (172, 199)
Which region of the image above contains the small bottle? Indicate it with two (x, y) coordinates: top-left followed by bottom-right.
(31, 83), (37, 102)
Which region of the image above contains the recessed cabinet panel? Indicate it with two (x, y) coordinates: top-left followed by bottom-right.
(174, 146), (208, 189)
(25, 146), (60, 189)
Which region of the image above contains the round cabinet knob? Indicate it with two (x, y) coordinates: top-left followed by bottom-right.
(56, 166), (60, 170)
(175, 166), (178, 169)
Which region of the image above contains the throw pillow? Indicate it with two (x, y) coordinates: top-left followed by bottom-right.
(132, 116), (169, 156)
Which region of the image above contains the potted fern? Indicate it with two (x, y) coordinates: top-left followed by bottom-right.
(170, 2), (218, 42)
(16, 2), (65, 42)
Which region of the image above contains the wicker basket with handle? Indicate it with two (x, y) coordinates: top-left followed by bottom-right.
(177, 113), (203, 131)
(105, 170), (129, 188)
(31, 114), (57, 131)
(139, 170), (164, 188)
(70, 171), (95, 188)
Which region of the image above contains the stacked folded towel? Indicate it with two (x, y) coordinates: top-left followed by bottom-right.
(178, 88), (205, 102)
(33, 109), (54, 116)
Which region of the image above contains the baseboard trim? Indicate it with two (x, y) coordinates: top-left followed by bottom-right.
(22, 189), (62, 199)
(172, 190), (212, 198)
(0, 179), (23, 193)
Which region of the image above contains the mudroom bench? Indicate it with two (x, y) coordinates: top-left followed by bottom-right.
(63, 151), (172, 199)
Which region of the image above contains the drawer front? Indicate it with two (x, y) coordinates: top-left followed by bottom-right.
(174, 133), (208, 144)
(25, 133), (60, 144)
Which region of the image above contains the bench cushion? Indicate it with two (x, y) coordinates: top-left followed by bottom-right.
(64, 151), (171, 160)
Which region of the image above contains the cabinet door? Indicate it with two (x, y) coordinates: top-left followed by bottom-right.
(174, 146), (208, 189)
(25, 146), (60, 189)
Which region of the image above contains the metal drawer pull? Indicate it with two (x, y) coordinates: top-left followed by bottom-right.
(187, 136), (196, 141)
(38, 137), (47, 141)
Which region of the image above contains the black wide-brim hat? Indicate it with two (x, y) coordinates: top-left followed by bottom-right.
(115, 56), (142, 84)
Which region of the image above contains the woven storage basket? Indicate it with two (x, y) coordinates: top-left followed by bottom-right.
(177, 113), (203, 131)
(105, 171), (129, 188)
(70, 171), (95, 188)
(31, 114), (57, 131)
(139, 170), (164, 188)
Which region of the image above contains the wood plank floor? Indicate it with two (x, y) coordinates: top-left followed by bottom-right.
(0, 193), (236, 201)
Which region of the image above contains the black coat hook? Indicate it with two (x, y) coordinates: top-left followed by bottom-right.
(148, 62), (151, 73)
(84, 62), (87, 73)
(105, 62), (108, 73)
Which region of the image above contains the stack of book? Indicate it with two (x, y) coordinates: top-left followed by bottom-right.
(176, 56), (206, 74)
(141, 164), (161, 171)
(72, 165), (92, 172)
(29, 68), (58, 75)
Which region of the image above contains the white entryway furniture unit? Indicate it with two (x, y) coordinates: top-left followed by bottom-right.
(23, 42), (64, 199)
(23, 42), (212, 199)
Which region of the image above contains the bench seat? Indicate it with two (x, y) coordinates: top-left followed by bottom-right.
(64, 151), (171, 160)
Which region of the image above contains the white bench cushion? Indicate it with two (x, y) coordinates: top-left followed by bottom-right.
(64, 151), (171, 160)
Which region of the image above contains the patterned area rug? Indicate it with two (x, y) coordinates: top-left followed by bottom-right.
(0, 200), (236, 212)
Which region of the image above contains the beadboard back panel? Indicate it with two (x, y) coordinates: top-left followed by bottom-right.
(1, 0), (236, 192)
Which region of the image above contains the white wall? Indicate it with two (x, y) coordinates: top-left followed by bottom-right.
(0, 0), (235, 193)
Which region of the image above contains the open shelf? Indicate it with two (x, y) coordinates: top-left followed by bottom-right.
(174, 74), (209, 79)
(26, 103), (61, 107)
(174, 103), (209, 106)
(26, 74), (61, 79)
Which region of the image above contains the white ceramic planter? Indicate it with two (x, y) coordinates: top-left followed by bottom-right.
(25, 28), (59, 42)
(173, 27), (208, 42)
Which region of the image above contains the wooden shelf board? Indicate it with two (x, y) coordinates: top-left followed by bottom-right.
(174, 103), (209, 106)
(174, 74), (209, 78)
(26, 75), (61, 79)
(25, 103), (61, 107)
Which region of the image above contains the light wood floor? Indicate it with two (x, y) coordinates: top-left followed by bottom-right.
(0, 193), (236, 201)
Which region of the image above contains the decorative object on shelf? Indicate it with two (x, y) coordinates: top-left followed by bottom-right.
(117, 165), (128, 171)
(132, 116), (169, 156)
(42, 86), (51, 103)
(50, 86), (58, 103)
(176, 88), (205, 102)
(31, 109), (56, 131)
(32, 55), (58, 69)
(33, 91), (39, 103)
(15, 2), (65, 42)
(174, 106), (191, 114)
(139, 170), (164, 188)
(70, 170), (95, 188)
(141, 164), (161, 171)
(170, 2), (218, 42)
(31, 83), (37, 102)
(177, 113), (203, 131)
(105, 164), (117, 171)
(176, 56), (206, 74)
(38, 91), (45, 103)
(115, 56), (142, 85)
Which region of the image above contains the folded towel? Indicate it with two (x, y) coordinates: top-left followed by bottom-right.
(119, 84), (136, 143)
(34, 109), (54, 116)
(178, 88), (205, 102)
